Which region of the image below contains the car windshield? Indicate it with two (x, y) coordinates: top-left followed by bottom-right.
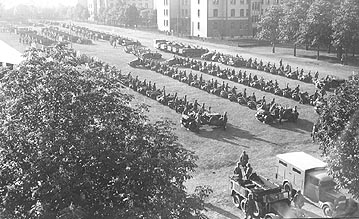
(320, 180), (336, 189)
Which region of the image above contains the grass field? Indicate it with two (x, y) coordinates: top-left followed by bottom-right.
(1, 24), (358, 218)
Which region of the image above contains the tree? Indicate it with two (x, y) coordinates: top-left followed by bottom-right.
(332, 0), (359, 62)
(0, 46), (198, 218)
(314, 78), (359, 198)
(256, 5), (284, 53)
(124, 5), (139, 27)
(299, 0), (333, 60)
(139, 9), (157, 26)
(279, 0), (312, 56)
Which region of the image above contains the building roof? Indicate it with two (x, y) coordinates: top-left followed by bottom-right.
(0, 40), (23, 65)
(276, 152), (327, 172)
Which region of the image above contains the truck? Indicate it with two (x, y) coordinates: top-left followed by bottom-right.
(275, 152), (358, 217)
(230, 173), (304, 219)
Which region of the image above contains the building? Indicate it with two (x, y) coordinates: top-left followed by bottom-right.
(78, 0), (89, 8)
(192, 0), (251, 38)
(250, 0), (281, 36)
(124, 0), (154, 9)
(88, 0), (97, 21)
(157, 0), (191, 34)
(88, 0), (121, 21)
(190, 0), (282, 38)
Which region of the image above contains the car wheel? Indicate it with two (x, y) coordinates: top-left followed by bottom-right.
(232, 194), (241, 208)
(323, 204), (333, 217)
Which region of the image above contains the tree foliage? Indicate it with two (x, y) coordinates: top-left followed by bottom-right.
(256, 5), (284, 53)
(332, 0), (359, 54)
(298, 0), (333, 58)
(0, 46), (198, 218)
(314, 78), (359, 198)
(68, 4), (90, 21)
(124, 5), (140, 26)
(279, 0), (311, 43)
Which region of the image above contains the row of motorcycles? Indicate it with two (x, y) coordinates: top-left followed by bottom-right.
(162, 57), (321, 106)
(201, 51), (314, 83)
(129, 58), (299, 125)
(201, 51), (345, 91)
(119, 73), (227, 132)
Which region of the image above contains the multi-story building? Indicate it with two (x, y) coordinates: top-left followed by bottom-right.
(124, 0), (154, 9)
(88, 0), (97, 21)
(157, 0), (191, 34)
(192, 0), (251, 38)
(250, 0), (281, 36)
(78, 0), (89, 8)
(190, 0), (282, 38)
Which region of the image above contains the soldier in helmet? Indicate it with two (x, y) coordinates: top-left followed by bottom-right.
(245, 193), (256, 219)
(239, 151), (249, 168)
(245, 163), (253, 180)
(293, 190), (304, 209)
(234, 162), (243, 183)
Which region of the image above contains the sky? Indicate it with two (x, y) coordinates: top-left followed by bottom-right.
(0, 0), (78, 9)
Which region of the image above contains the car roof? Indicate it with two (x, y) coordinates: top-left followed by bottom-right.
(276, 152), (327, 171)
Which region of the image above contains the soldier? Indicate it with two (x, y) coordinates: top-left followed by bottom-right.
(270, 98), (276, 107)
(274, 80), (279, 88)
(293, 190), (305, 209)
(279, 106), (285, 124)
(320, 88), (326, 97)
(251, 92), (256, 102)
(245, 194), (256, 219)
(245, 163), (253, 180)
(234, 162), (243, 183)
(243, 88), (247, 99)
(239, 151), (249, 168)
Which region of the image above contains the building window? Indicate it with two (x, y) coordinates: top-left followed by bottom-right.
(164, 20), (166, 26)
(185, 9), (188, 17)
(213, 9), (218, 17)
(145, 3), (148, 8)
(213, 0), (219, 4)
(230, 9), (235, 17)
(240, 0), (244, 3)
(198, 9), (200, 17)
(166, 20), (168, 26)
(261, 9), (263, 15)
(230, 0), (236, 4)
(246, 9), (249, 16)
(164, 9), (166, 15)
(240, 9), (244, 17)
(198, 0), (200, 4)
(197, 22), (200, 30)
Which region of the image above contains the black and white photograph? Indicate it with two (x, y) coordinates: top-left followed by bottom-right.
(0, 0), (359, 218)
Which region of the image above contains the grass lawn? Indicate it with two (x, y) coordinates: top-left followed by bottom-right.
(1, 25), (358, 218)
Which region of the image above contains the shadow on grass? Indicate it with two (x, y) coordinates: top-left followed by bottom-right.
(197, 123), (280, 147)
(271, 118), (314, 134)
(204, 203), (240, 219)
